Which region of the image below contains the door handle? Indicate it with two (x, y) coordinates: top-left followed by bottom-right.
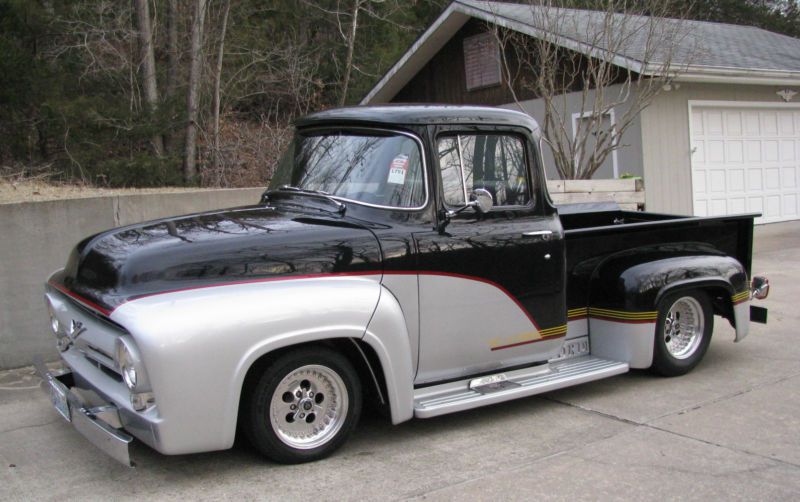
(522, 230), (553, 240)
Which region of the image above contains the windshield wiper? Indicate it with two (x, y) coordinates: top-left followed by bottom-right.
(275, 185), (330, 196)
(264, 185), (346, 215)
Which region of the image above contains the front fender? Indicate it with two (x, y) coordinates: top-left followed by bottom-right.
(362, 286), (415, 425)
(110, 275), (382, 454)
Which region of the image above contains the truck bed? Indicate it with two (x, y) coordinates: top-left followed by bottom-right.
(561, 210), (757, 310)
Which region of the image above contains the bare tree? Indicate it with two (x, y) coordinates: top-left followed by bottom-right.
(45, 2), (138, 103)
(303, 0), (411, 106)
(133, 0), (164, 156)
(165, 0), (180, 99)
(339, 0), (364, 106)
(495, 0), (695, 179)
(184, 0), (208, 182)
(163, 0), (181, 154)
(212, 0), (232, 172)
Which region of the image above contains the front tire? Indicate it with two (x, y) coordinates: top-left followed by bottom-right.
(651, 290), (713, 377)
(243, 346), (362, 464)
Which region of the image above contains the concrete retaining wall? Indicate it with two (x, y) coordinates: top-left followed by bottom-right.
(0, 188), (264, 369)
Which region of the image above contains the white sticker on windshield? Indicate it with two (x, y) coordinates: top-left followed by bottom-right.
(387, 154), (409, 185)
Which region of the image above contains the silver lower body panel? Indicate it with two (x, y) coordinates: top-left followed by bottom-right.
(33, 356), (134, 467)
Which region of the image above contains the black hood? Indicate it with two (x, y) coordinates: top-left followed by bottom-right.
(52, 205), (382, 312)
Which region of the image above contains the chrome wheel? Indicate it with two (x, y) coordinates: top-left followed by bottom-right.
(663, 296), (705, 360)
(269, 364), (348, 450)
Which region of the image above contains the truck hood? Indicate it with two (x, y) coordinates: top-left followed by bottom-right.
(51, 205), (382, 313)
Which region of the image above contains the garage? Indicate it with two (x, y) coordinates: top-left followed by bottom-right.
(690, 101), (800, 224)
(360, 1), (800, 218)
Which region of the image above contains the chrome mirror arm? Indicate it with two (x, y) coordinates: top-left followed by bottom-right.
(438, 189), (494, 233)
(445, 200), (479, 218)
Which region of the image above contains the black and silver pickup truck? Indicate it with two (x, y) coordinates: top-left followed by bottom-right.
(37, 105), (769, 466)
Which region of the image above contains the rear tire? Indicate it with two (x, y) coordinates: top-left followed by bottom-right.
(651, 290), (713, 377)
(242, 346), (362, 464)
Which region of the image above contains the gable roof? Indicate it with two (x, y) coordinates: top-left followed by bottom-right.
(362, 0), (800, 104)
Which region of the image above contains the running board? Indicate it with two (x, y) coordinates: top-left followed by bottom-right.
(413, 356), (629, 419)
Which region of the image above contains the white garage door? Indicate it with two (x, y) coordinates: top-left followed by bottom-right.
(690, 103), (800, 224)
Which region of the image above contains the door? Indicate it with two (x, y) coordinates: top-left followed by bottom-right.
(414, 130), (566, 385)
(691, 103), (800, 224)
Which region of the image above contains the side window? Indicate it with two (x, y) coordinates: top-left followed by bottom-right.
(436, 133), (532, 208)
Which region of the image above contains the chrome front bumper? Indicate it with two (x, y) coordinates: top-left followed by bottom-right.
(33, 356), (134, 467)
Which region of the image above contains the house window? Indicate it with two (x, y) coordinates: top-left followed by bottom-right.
(463, 32), (501, 91)
(571, 110), (620, 179)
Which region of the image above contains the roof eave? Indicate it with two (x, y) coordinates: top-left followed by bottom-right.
(672, 67), (800, 86)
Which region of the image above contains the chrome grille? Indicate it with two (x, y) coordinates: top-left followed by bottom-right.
(81, 343), (120, 378)
(82, 353), (123, 382)
(49, 290), (128, 382)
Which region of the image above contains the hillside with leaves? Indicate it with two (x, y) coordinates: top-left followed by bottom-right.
(0, 0), (446, 187)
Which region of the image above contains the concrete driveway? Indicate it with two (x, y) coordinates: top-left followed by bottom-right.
(1, 222), (798, 501)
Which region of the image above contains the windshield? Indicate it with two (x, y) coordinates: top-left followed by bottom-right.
(271, 131), (426, 209)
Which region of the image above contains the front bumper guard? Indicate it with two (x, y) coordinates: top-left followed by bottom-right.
(33, 356), (134, 467)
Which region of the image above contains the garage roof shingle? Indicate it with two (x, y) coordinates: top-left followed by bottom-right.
(459, 0), (800, 73)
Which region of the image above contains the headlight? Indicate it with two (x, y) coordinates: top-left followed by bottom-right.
(46, 301), (71, 352)
(114, 337), (150, 394)
(122, 361), (138, 389)
(47, 303), (61, 335)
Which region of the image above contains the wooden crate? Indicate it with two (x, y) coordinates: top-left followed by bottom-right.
(546, 178), (645, 210)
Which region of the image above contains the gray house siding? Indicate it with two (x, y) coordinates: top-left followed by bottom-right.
(641, 82), (795, 215)
(501, 83), (645, 181)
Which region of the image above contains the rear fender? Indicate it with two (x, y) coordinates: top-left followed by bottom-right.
(591, 253), (747, 311)
(587, 252), (749, 367)
(654, 275), (750, 343)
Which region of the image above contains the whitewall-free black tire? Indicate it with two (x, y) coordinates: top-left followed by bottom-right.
(243, 346), (362, 464)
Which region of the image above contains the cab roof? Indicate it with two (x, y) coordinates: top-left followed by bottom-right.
(294, 104), (541, 134)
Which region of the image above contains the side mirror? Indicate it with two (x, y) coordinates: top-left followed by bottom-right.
(439, 189), (494, 233)
(471, 188), (494, 214)
(446, 188), (494, 218)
